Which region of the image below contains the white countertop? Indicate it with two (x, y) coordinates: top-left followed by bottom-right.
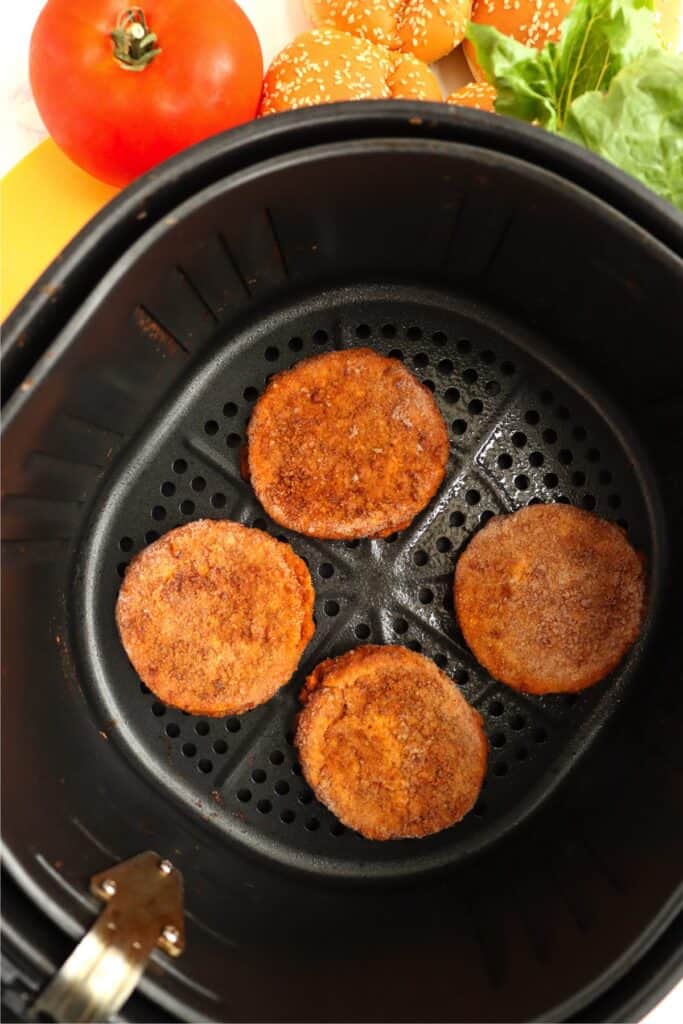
(2, 2), (681, 1021)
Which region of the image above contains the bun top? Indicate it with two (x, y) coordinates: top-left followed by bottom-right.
(260, 27), (441, 115)
(305, 0), (472, 62)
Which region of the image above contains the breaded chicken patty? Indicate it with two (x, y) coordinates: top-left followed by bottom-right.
(454, 504), (647, 694)
(296, 645), (487, 839)
(116, 520), (315, 715)
(246, 348), (449, 539)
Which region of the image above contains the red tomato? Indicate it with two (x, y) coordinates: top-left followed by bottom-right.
(30, 0), (263, 186)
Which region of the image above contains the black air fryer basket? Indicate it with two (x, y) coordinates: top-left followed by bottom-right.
(2, 104), (683, 1023)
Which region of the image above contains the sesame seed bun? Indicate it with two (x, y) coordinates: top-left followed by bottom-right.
(305, 0), (472, 63)
(446, 81), (496, 111)
(259, 27), (441, 116)
(464, 0), (574, 82)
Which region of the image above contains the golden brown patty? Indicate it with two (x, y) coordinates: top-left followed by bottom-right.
(454, 504), (647, 694)
(246, 348), (449, 539)
(296, 645), (487, 839)
(116, 520), (315, 715)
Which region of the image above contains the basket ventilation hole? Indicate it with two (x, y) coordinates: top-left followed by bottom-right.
(211, 493), (226, 508)
(191, 476), (206, 492)
(161, 481), (175, 497)
(182, 742), (196, 758)
(413, 549), (428, 566)
(213, 739), (227, 754)
(151, 702), (165, 717)
(226, 718), (241, 733)
(413, 352), (429, 368)
(355, 623), (371, 639)
(237, 788), (251, 803)
(198, 759), (213, 774)
(288, 337), (303, 352)
(166, 723), (180, 738)
(382, 324), (397, 338)
(281, 809), (295, 823)
(356, 324), (371, 339)
(313, 329), (328, 344)
(223, 402), (238, 418)
(444, 387), (459, 404)
(252, 769), (266, 783)
(195, 721), (209, 736)
(265, 347), (279, 362)
(452, 419), (467, 435)
(180, 500), (195, 515)
(324, 600), (340, 617)
(388, 347), (404, 361)
(204, 420), (219, 436)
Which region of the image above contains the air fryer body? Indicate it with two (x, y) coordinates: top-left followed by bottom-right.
(2, 104), (682, 1023)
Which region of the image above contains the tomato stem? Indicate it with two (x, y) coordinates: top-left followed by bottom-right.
(111, 8), (161, 71)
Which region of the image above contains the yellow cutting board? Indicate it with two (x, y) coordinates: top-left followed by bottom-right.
(1, 139), (119, 321)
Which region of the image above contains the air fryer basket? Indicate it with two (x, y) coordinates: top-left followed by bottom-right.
(3, 105), (683, 1022)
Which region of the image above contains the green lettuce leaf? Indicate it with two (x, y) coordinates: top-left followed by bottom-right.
(561, 53), (683, 210)
(466, 0), (661, 130)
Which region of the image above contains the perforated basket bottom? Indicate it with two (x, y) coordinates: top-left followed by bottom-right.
(76, 283), (654, 880)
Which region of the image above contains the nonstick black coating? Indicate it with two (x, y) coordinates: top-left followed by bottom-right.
(3, 126), (682, 1023)
(78, 281), (660, 880)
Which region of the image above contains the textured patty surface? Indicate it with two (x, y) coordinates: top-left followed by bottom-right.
(296, 645), (487, 839)
(116, 520), (315, 715)
(246, 348), (449, 539)
(454, 504), (647, 694)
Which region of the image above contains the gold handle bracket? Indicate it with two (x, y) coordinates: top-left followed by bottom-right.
(31, 851), (185, 1023)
